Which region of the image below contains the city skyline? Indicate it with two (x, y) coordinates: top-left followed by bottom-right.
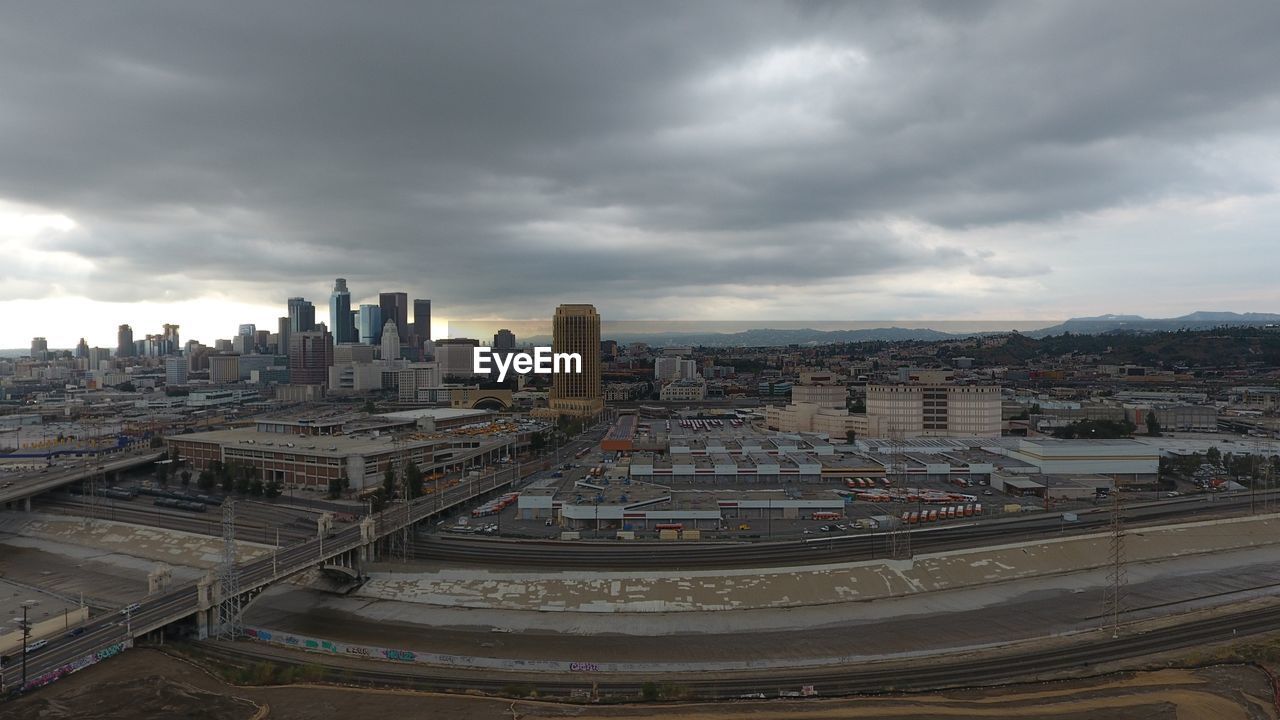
(3, 2), (1279, 348)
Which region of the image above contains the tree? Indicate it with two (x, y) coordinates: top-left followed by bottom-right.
(326, 477), (342, 499)
(234, 474), (251, 495)
(530, 432), (546, 453)
(156, 462), (170, 487)
(1050, 419), (1136, 439)
(383, 466), (397, 499)
(264, 479), (282, 499)
(197, 469), (215, 492)
(1206, 446), (1222, 467)
(845, 430), (857, 444)
(404, 461), (424, 499)
(249, 479), (265, 496)
(180, 470), (192, 487)
(1146, 411), (1161, 436)
(361, 400), (376, 414)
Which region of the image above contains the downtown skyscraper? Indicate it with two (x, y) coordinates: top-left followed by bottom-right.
(329, 278), (355, 344)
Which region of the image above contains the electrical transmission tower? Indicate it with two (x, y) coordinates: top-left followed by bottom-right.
(1102, 489), (1126, 638)
(216, 500), (243, 640)
(886, 426), (912, 560)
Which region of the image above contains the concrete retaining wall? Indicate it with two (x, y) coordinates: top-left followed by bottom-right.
(357, 513), (1280, 613)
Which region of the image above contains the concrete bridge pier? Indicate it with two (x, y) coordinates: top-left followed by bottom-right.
(195, 573), (215, 640)
(358, 516), (376, 568)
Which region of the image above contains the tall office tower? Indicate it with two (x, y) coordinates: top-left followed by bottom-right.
(548, 304), (603, 418)
(209, 354), (241, 384)
(380, 319), (401, 361)
(117, 324), (134, 357)
(277, 316), (290, 355)
(287, 297), (316, 333)
(235, 324), (255, 355)
(163, 324), (180, 354)
(379, 292), (408, 344)
(165, 355), (188, 385)
(412, 298), (431, 356)
(88, 347), (111, 367)
(434, 338), (480, 377)
(357, 304), (382, 345)
(75, 338), (89, 359)
(329, 278), (356, 344)
(492, 328), (517, 370)
(288, 330), (334, 386)
(29, 337), (48, 359)
(254, 330), (270, 353)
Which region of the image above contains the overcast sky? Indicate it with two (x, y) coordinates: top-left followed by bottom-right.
(3, 1), (1279, 348)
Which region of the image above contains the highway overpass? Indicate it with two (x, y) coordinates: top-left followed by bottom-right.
(0, 449), (166, 510)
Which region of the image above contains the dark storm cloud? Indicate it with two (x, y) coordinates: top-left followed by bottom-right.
(1, 0), (1278, 316)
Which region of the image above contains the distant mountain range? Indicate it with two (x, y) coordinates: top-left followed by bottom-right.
(4, 312), (1277, 356)
(527, 311), (1280, 347)
(1023, 311), (1280, 338)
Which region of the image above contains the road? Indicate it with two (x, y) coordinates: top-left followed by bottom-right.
(0, 449), (164, 506)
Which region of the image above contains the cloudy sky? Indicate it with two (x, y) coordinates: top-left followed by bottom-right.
(3, 1), (1279, 348)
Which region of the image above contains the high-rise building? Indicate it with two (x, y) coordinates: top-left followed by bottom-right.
(209, 354), (241, 384)
(288, 330), (334, 387)
(493, 328), (516, 350)
(435, 338), (480, 377)
(277, 316), (290, 355)
(163, 324), (180, 353)
(30, 337), (48, 359)
(255, 330), (270, 353)
(863, 384), (1001, 437)
(547, 304), (603, 418)
(413, 298), (432, 354)
(329, 278), (356, 344)
(75, 338), (89, 359)
(238, 323), (257, 337)
(380, 319), (401, 361)
(165, 356), (189, 385)
(288, 297), (316, 333)
(87, 347), (111, 368)
(379, 292), (408, 345)
(117, 324), (134, 357)
(357, 304), (383, 345)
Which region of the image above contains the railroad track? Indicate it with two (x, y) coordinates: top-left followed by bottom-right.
(38, 497), (316, 546)
(191, 601), (1280, 698)
(408, 499), (1256, 570)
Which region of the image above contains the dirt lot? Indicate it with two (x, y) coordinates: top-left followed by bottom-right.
(4, 648), (1277, 720)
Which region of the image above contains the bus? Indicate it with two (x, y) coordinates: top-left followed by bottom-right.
(811, 511), (841, 521)
(654, 523), (683, 531)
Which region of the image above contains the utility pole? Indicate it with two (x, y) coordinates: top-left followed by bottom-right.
(13, 600), (37, 691)
(1103, 488), (1126, 638)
